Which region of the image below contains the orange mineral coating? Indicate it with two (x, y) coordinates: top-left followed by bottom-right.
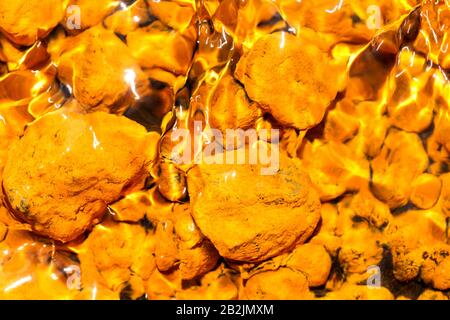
(2, 110), (158, 243)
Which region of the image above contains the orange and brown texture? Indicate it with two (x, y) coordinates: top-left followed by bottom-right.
(0, 0), (449, 301)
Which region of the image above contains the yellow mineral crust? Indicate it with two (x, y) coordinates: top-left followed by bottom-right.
(2, 110), (158, 242)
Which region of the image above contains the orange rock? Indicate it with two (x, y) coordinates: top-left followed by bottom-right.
(178, 241), (220, 280)
(109, 190), (155, 223)
(64, 0), (119, 32)
(309, 203), (342, 256)
(173, 204), (220, 280)
(127, 23), (196, 77)
(145, 268), (179, 300)
(172, 204), (203, 247)
(208, 75), (260, 135)
(421, 245), (450, 290)
(387, 209), (447, 282)
(2, 110), (158, 242)
(324, 109), (360, 142)
(281, 0), (374, 42)
(301, 141), (370, 201)
(414, 0), (450, 69)
(79, 221), (155, 294)
(0, 37), (50, 71)
(136, 201), (219, 280)
(177, 265), (239, 300)
(334, 195), (386, 284)
(55, 26), (149, 114)
(338, 228), (384, 277)
(324, 284), (394, 300)
(235, 32), (342, 130)
(286, 244), (332, 287)
(410, 174), (442, 209)
(433, 98), (450, 154)
(0, 0), (66, 46)
(154, 220), (179, 272)
(280, 0), (415, 44)
(417, 289), (449, 300)
(0, 0), (447, 301)
(147, 0), (195, 31)
(244, 268), (313, 300)
(187, 149), (321, 262)
(104, 0), (150, 35)
(371, 129), (429, 208)
(350, 189), (391, 229)
(386, 49), (434, 133)
(440, 173), (450, 217)
(346, 101), (389, 158)
(157, 162), (188, 202)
